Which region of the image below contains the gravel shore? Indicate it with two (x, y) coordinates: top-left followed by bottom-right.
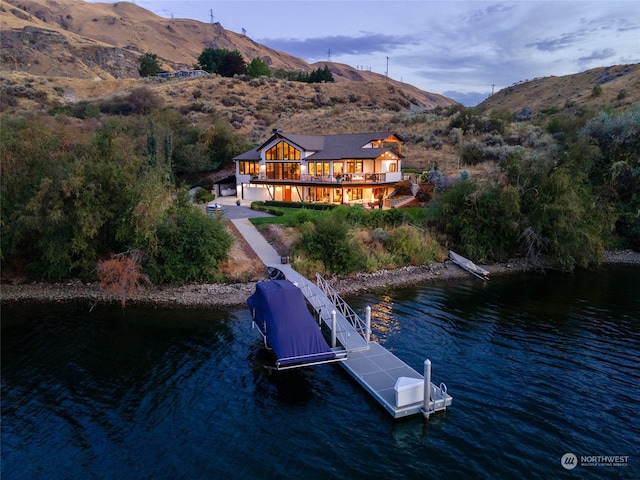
(2, 250), (638, 309)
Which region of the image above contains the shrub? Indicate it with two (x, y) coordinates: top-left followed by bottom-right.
(386, 226), (439, 265)
(370, 227), (389, 245)
(287, 208), (315, 226)
(153, 204), (232, 283)
(459, 139), (485, 164)
(193, 188), (212, 203)
(295, 213), (366, 274)
(97, 249), (146, 307)
(393, 179), (413, 196)
(199, 177), (214, 191)
(415, 183), (434, 203)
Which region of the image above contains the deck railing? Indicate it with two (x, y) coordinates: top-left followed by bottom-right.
(316, 273), (368, 341)
(255, 172), (389, 183)
(297, 277), (351, 349)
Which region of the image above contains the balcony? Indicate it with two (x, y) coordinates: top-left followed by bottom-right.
(251, 172), (400, 184)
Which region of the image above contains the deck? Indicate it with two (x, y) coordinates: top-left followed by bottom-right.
(232, 217), (453, 419)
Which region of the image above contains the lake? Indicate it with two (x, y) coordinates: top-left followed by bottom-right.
(2, 267), (638, 479)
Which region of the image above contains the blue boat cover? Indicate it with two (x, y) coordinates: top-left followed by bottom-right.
(247, 280), (336, 367)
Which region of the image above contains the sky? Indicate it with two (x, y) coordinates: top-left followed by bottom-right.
(110, 1), (639, 105)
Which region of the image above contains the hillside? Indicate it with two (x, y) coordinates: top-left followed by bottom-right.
(480, 63), (640, 115)
(0, 0), (454, 109)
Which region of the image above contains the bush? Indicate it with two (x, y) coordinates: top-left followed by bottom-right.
(415, 183), (434, 203)
(153, 204), (232, 283)
(459, 139), (485, 164)
(199, 177), (215, 191)
(393, 179), (413, 196)
(193, 188), (214, 203)
(370, 227), (389, 245)
(295, 213), (366, 274)
(386, 226), (439, 265)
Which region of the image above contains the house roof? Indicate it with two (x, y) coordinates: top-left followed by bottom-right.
(233, 131), (404, 162)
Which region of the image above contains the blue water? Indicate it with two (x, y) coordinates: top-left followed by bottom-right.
(2, 267), (639, 479)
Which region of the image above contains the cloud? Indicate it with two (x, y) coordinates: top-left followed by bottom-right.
(578, 48), (617, 66)
(258, 33), (419, 60)
(525, 29), (593, 52)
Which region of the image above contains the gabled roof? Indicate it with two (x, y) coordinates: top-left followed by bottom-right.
(234, 148), (261, 161)
(233, 131), (403, 162)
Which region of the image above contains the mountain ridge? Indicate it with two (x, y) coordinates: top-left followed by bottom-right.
(0, 0), (455, 108)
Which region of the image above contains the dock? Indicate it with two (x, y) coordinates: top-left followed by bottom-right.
(232, 217), (452, 419)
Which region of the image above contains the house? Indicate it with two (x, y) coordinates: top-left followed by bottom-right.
(233, 130), (404, 205)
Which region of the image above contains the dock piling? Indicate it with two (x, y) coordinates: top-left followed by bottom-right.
(365, 306), (372, 343)
(331, 310), (337, 348)
(423, 359), (432, 417)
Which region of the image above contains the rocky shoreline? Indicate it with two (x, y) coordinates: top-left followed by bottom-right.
(2, 250), (639, 309)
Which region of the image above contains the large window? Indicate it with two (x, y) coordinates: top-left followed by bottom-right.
(239, 161), (260, 175)
(309, 162), (330, 178)
(346, 160), (363, 174)
(350, 188), (364, 201)
(265, 141), (301, 161)
(265, 162), (299, 180)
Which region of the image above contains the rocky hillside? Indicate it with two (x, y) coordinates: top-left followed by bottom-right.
(0, 0), (455, 109)
(480, 63), (640, 115)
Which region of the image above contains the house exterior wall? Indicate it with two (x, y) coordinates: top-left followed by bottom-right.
(234, 132), (404, 203)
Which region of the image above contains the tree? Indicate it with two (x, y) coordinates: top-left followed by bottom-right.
(218, 50), (247, 77)
(138, 52), (162, 77)
(296, 213), (366, 274)
(97, 250), (147, 307)
(246, 57), (271, 78)
(153, 198), (233, 283)
(197, 48), (230, 74)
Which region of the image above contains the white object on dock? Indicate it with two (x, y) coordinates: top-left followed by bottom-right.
(395, 377), (424, 407)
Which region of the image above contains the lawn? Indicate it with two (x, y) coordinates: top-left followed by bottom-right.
(249, 206), (325, 226)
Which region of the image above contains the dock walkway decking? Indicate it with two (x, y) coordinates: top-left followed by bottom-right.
(231, 217), (452, 418)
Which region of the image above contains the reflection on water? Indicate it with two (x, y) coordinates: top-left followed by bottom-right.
(2, 267), (639, 479)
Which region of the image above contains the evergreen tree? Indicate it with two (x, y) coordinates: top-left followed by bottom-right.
(218, 50), (247, 77)
(246, 57), (271, 77)
(196, 48), (230, 74)
(138, 52), (162, 77)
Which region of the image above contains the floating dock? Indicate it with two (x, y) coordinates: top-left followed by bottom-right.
(233, 218), (453, 419)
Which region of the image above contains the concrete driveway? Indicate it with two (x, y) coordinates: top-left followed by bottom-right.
(204, 196), (273, 220)
(217, 204), (273, 220)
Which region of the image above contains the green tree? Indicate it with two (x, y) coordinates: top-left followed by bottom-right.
(429, 179), (520, 262)
(295, 213), (366, 274)
(201, 119), (254, 170)
(246, 57), (271, 78)
(197, 48), (230, 74)
(196, 48), (246, 76)
(218, 50), (247, 77)
(153, 198), (232, 283)
(138, 52), (162, 77)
